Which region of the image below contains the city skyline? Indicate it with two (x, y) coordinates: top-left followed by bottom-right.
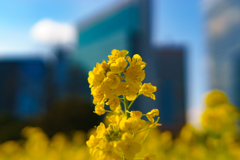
(0, 0), (208, 123)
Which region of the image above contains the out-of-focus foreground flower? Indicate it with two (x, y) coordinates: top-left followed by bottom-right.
(0, 90), (239, 159)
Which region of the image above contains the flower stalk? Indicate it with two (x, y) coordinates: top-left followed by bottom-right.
(86, 49), (160, 160)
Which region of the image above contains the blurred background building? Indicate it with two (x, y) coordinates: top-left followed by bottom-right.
(0, 58), (47, 117)
(71, 0), (149, 72)
(206, 0), (240, 108)
(151, 46), (186, 135)
(0, 49), (98, 141)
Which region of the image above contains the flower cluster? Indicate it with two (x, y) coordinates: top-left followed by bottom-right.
(87, 49), (160, 160)
(88, 49), (157, 115)
(201, 89), (240, 136)
(0, 127), (92, 160)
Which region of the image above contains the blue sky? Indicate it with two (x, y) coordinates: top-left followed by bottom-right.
(0, 0), (209, 118)
(0, 0), (120, 53)
(156, 0), (209, 117)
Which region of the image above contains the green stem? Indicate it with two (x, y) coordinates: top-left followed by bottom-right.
(134, 127), (150, 136)
(123, 95), (130, 118)
(128, 94), (141, 111)
(120, 99), (124, 103)
(140, 128), (150, 144)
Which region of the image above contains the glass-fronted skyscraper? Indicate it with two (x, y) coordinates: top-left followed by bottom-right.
(206, 0), (240, 107)
(72, 0), (150, 72)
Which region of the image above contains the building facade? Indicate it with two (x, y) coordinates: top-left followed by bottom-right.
(206, 0), (240, 107)
(152, 47), (186, 134)
(0, 59), (47, 117)
(0, 50), (83, 118)
(72, 0), (151, 72)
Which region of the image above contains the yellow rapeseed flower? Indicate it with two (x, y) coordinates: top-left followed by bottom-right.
(146, 109), (159, 123)
(94, 104), (105, 115)
(126, 54), (146, 68)
(103, 72), (120, 89)
(139, 83), (157, 100)
(106, 96), (120, 111)
(204, 89), (228, 108)
(131, 111), (143, 119)
(124, 65), (145, 84)
(119, 117), (139, 133)
(87, 49), (160, 160)
(108, 49), (129, 64)
(86, 135), (100, 154)
(110, 57), (128, 73)
(125, 82), (142, 101)
(116, 133), (141, 160)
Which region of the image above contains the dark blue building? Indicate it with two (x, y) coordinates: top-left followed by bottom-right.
(0, 48), (90, 119)
(152, 47), (186, 135)
(0, 59), (47, 117)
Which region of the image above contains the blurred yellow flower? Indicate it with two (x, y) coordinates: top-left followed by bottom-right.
(142, 153), (157, 160)
(205, 89), (228, 107)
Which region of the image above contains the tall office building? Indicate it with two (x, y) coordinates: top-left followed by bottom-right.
(72, 0), (186, 134)
(72, 0), (151, 72)
(152, 47), (186, 134)
(0, 59), (46, 117)
(0, 51), (79, 118)
(206, 0), (240, 107)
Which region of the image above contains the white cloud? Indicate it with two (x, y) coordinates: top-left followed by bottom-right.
(208, 7), (240, 37)
(30, 19), (77, 45)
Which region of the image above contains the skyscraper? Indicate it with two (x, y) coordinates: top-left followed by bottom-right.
(152, 46), (186, 135)
(0, 59), (46, 117)
(206, 0), (240, 107)
(71, 0), (151, 72)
